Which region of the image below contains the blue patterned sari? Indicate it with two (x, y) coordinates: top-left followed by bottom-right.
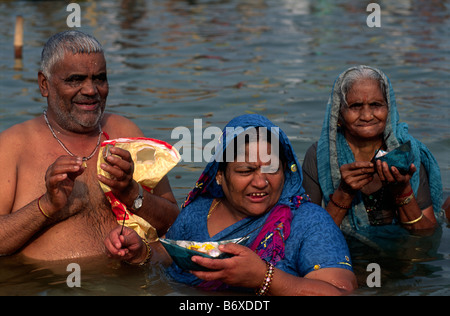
(165, 114), (352, 289)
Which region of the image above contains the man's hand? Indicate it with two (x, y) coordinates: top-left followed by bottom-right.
(41, 155), (85, 219)
(97, 146), (137, 207)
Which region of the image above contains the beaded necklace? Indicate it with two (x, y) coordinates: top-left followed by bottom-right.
(363, 187), (396, 225)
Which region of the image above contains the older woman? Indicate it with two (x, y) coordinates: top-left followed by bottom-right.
(105, 114), (356, 295)
(302, 65), (443, 236)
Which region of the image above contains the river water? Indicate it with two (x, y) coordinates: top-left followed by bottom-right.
(0, 0), (448, 296)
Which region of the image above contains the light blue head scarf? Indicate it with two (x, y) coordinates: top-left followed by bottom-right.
(317, 65), (443, 232)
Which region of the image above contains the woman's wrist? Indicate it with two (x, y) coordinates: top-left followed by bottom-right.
(336, 180), (357, 197)
(255, 260), (275, 296)
(395, 190), (414, 207)
(126, 238), (153, 266)
(394, 184), (412, 198)
(331, 188), (355, 209)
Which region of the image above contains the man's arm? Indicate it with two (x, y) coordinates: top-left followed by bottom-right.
(97, 146), (179, 236)
(0, 123), (85, 255)
(99, 114), (180, 236)
(0, 126), (47, 255)
(0, 156), (85, 254)
(0, 199), (50, 255)
(137, 175), (179, 236)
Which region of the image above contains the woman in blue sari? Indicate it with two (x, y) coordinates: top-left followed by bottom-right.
(105, 114), (356, 295)
(302, 65), (443, 239)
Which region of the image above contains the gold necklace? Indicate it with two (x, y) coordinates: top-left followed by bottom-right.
(207, 199), (221, 220)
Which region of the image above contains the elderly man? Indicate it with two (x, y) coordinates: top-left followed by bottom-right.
(0, 31), (179, 261)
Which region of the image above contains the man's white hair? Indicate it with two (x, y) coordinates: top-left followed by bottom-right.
(40, 30), (104, 78)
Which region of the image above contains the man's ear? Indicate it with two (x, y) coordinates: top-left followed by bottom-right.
(38, 71), (49, 97)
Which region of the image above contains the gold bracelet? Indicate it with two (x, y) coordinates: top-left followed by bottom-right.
(401, 212), (424, 225)
(126, 238), (153, 266)
(140, 238), (153, 266)
(37, 194), (52, 219)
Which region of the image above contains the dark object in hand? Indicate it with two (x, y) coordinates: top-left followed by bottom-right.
(374, 141), (414, 175)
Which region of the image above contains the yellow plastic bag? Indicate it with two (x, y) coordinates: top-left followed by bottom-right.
(97, 137), (180, 241)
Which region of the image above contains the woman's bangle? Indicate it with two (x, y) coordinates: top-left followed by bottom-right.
(396, 188), (413, 199)
(396, 191), (414, 206)
(126, 238), (153, 266)
(140, 238), (153, 265)
(401, 212), (424, 225)
(328, 194), (352, 210)
(255, 261), (275, 296)
(37, 194), (52, 219)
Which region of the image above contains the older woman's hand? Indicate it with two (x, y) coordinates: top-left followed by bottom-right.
(376, 161), (416, 196)
(190, 243), (267, 289)
(338, 161), (375, 196)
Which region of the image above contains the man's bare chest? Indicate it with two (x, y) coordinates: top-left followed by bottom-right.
(19, 159), (118, 260)
(18, 150), (117, 231)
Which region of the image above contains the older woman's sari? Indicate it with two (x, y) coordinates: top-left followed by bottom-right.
(310, 65), (443, 254)
(165, 114), (352, 289)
